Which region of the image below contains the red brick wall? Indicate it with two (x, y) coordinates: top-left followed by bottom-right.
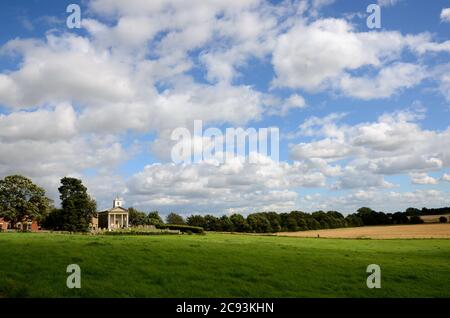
(30, 221), (39, 232)
(0, 219), (40, 231)
(0, 218), (9, 231)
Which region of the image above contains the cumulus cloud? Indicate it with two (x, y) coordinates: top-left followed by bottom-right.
(0, 103), (77, 141)
(126, 154), (327, 213)
(338, 63), (427, 100)
(271, 17), (448, 98)
(410, 172), (439, 185)
(441, 8), (450, 23)
(0, 35), (135, 109)
(290, 108), (450, 190)
(0, 0), (449, 213)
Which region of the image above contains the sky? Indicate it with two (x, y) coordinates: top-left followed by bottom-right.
(0, 0), (449, 215)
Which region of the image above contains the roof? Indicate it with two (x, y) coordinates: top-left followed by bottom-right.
(98, 206), (128, 214)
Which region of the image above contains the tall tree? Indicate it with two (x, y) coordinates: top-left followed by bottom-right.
(58, 177), (96, 232)
(0, 175), (52, 229)
(147, 211), (164, 226)
(128, 207), (147, 226)
(166, 212), (185, 225)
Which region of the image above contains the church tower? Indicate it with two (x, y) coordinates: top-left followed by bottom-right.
(113, 196), (123, 208)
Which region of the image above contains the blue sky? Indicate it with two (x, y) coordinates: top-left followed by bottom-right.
(0, 0), (449, 215)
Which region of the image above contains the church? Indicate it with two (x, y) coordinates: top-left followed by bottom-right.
(96, 197), (129, 231)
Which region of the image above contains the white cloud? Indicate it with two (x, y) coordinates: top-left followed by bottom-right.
(441, 8), (450, 23)
(410, 172), (438, 185)
(338, 63), (427, 100)
(272, 19), (376, 91)
(271, 17), (448, 98)
(0, 34), (136, 109)
(442, 173), (450, 182)
(290, 108), (450, 189)
(0, 103), (77, 141)
(126, 154), (327, 213)
(0, 1), (449, 214)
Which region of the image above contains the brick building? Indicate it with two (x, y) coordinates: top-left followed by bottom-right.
(0, 218), (40, 231)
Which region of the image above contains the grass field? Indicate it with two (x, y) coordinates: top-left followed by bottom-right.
(277, 223), (450, 239)
(0, 232), (450, 298)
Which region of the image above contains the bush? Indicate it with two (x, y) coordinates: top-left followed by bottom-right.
(439, 216), (448, 223)
(157, 224), (204, 234)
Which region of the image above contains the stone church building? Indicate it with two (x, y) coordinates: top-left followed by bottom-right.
(97, 197), (129, 230)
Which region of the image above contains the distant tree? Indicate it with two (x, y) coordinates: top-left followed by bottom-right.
(58, 177), (96, 232)
(391, 212), (409, 224)
(439, 216), (448, 223)
(405, 207), (421, 216)
(285, 214), (299, 231)
(166, 212), (185, 225)
(0, 175), (52, 229)
(265, 212), (282, 232)
(356, 207), (391, 225)
(345, 214), (363, 227)
(219, 215), (233, 232)
(247, 213), (272, 233)
(306, 217), (321, 230)
(147, 211), (164, 226)
(203, 215), (221, 231)
(187, 215), (206, 228)
(230, 214), (249, 232)
(409, 215), (424, 224)
(41, 208), (65, 230)
(128, 207), (147, 226)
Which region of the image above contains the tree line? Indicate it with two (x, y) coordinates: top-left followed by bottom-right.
(0, 175), (448, 233)
(167, 206), (449, 233)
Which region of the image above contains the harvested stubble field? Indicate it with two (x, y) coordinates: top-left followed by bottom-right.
(420, 214), (450, 223)
(276, 223), (450, 239)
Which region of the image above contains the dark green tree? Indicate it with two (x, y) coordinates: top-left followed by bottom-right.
(219, 215), (233, 232)
(41, 208), (65, 230)
(166, 212), (185, 225)
(0, 175), (52, 229)
(187, 215), (206, 228)
(58, 177), (96, 232)
(203, 214), (220, 231)
(409, 215), (424, 224)
(247, 213), (272, 233)
(128, 207), (147, 226)
(230, 214), (249, 232)
(147, 211), (164, 226)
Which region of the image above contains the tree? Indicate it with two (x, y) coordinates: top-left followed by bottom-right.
(203, 214), (221, 231)
(187, 215), (206, 228)
(147, 211), (164, 226)
(409, 215), (424, 224)
(247, 213), (272, 233)
(391, 212), (409, 224)
(58, 177), (96, 232)
(41, 208), (65, 230)
(439, 216), (448, 223)
(166, 212), (185, 225)
(0, 175), (52, 230)
(345, 214), (363, 227)
(230, 214), (249, 232)
(128, 207), (147, 226)
(219, 215), (233, 232)
(405, 207), (421, 216)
